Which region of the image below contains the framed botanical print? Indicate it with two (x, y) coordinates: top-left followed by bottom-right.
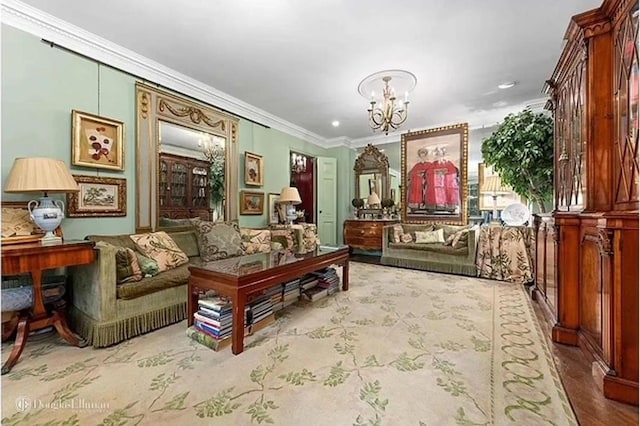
(240, 190), (264, 215)
(72, 110), (125, 171)
(401, 123), (469, 225)
(268, 193), (284, 224)
(244, 152), (264, 186)
(67, 175), (127, 217)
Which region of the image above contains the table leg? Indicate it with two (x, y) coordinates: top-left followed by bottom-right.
(342, 259), (349, 291)
(51, 301), (87, 347)
(231, 291), (246, 355)
(1, 313), (29, 375)
(30, 269), (46, 320)
(187, 281), (199, 327)
(2, 312), (19, 341)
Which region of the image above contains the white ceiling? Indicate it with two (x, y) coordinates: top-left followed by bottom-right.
(14, 0), (602, 145)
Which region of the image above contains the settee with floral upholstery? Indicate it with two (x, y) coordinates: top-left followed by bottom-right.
(380, 223), (478, 276)
(70, 221), (319, 348)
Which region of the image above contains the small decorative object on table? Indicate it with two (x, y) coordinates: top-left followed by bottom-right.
(4, 158), (80, 245)
(501, 202), (530, 226)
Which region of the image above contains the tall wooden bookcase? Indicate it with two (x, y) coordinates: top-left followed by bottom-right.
(158, 152), (212, 221)
(540, 0), (638, 405)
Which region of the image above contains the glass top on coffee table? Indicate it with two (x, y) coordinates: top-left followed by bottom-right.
(192, 246), (348, 277)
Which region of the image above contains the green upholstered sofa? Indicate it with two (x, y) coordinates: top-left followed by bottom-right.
(70, 228), (198, 348)
(70, 225), (320, 348)
(380, 223), (478, 276)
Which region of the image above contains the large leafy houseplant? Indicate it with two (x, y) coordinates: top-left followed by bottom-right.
(481, 108), (554, 213)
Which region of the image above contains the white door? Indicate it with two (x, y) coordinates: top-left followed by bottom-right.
(316, 157), (337, 245)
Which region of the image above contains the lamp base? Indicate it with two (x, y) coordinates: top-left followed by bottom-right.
(40, 231), (62, 245)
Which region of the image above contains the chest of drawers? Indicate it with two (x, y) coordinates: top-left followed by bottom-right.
(343, 219), (399, 251)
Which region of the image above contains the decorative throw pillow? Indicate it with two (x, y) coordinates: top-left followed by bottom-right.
(240, 229), (272, 254)
(196, 221), (244, 262)
(115, 248), (143, 284)
(135, 252), (161, 276)
(130, 232), (189, 272)
(451, 229), (470, 249)
(270, 229), (295, 251)
(414, 228), (445, 244)
(391, 224), (404, 243)
(400, 233), (413, 243)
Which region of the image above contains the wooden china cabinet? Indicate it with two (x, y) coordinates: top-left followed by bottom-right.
(158, 152), (212, 220)
(540, 0), (638, 404)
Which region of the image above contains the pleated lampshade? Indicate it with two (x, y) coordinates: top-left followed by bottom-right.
(480, 175), (511, 195)
(4, 158), (79, 193)
(279, 187), (302, 205)
(367, 192), (381, 206)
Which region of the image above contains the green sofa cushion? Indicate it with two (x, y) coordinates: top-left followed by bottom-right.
(117, 263), (190, 300)
(387, 242), (468, 255)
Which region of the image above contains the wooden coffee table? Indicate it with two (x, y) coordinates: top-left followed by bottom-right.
(188, 246), (349, 355)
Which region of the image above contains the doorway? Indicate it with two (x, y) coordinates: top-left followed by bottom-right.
(290, 151), (315, 223)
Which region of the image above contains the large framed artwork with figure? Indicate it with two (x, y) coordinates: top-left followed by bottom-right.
(401, 123), (468, 225)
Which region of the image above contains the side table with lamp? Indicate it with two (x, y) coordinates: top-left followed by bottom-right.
(279, 186), (302, 225)
(2, 157), (96, 374)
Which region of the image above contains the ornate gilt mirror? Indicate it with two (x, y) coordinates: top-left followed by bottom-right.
(354, 144), (390, 201)
(135, 83), (239, 232)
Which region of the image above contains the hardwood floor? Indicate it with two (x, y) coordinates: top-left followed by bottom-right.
(532, 303), (638, 426)
(350, 256), (639, 425)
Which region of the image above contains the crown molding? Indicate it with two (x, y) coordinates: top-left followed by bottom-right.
(1, 0), (328, 147)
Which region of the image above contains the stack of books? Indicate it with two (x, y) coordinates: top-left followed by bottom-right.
(302, 267), (340, 301)
(193, 297), (237, 340)
(188, 296), (275, 351)
(282, 279), (301, 310)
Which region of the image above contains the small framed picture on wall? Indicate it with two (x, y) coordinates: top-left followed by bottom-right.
(240, 190), (264, 215)
(244, 152), (264, 186)
(71, 110), (125, 171)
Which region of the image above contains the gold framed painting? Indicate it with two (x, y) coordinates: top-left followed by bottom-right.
(240, 190), (264, 215)
(244, 152), (264, 186)
(72, 110), (125, 171)
(67, 175), (127, 217)
(401, 122), (469, 225)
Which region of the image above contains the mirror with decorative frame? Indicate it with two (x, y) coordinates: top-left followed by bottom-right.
(135, 83), (239, 232)
(354, 144), (390, 204)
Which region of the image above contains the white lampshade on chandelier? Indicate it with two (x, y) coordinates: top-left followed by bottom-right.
(358, 70), (417, 135)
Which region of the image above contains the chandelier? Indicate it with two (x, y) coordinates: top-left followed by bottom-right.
(291, 152), (307, 174)
(199, 134), (223, 162)
(358, 70), (417, 135)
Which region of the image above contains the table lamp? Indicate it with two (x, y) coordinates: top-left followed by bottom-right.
(4, 157), (79, 244)
(279, 186), (302, 225)
(367, 192), (381, 208)
(480, 175), (512, 223)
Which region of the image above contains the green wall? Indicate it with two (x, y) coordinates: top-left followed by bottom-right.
(2, 25), (351, 243)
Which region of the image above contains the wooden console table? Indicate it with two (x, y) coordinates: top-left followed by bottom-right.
(343, 219), (399, 252)
(1, 240), (96, 374)
(188, 246), (349, 355)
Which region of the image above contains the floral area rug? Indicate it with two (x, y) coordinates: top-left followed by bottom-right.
(1, 263), (576, 425)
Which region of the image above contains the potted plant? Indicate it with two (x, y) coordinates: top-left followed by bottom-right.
(481, 108), (554, 213)
(351, 198), (364, 218)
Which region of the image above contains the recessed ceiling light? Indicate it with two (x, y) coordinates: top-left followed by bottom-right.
(331, 120), (340, 127)
(498, 81), (517, 89)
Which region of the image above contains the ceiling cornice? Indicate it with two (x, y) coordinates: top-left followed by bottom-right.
(1, 1), (551, 151)
(1, 0), (328, 147)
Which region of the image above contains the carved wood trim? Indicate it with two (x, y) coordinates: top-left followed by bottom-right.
(158, 98), (225, 131)
(597, 228), (614, 256)
(353, 144), (390, 173)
